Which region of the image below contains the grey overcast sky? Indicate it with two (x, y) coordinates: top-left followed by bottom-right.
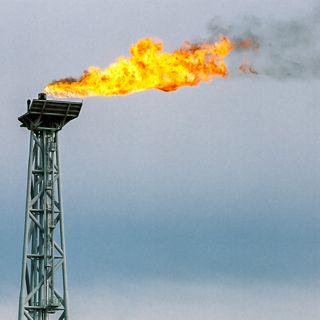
(0, 0), (319, 319)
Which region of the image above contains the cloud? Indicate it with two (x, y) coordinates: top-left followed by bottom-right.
(3, 280), (319, 319)
(69, 280), (319, 320)
(0, 292), (18, 319)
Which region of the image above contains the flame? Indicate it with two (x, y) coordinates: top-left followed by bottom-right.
(44, 36), (234, 97)
(236, 37), (260, 51)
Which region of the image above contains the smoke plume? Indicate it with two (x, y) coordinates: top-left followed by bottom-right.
(208, 9), (320, 79)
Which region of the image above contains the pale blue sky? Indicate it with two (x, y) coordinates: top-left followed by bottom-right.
(0, 1), (319, 319)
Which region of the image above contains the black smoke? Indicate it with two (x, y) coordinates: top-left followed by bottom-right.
(208, 9), (320, 79)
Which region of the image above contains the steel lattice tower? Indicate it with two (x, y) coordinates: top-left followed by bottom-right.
(18, 93), (82, 320)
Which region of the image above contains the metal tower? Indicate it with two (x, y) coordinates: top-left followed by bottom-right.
(18, 93), (82, 320)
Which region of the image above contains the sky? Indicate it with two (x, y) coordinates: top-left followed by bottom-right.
(0, 0), (319, 319)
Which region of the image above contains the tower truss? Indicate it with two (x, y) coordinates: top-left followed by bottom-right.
(18, 94), (82, 320)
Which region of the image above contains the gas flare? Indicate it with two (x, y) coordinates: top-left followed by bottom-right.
(236, 37), (260, 51)
(44, 36), (234, 97)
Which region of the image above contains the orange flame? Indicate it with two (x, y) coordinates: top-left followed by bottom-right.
(236, 37), (260, 51)
(44, 36), (234, 97)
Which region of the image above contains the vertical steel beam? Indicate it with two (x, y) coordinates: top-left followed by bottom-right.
(19, 132), (34, 320)
(19, 130), (69, 320)
(56, 134), (70, 320)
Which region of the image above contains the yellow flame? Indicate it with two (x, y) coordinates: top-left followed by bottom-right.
(44, 36), (234, 98)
